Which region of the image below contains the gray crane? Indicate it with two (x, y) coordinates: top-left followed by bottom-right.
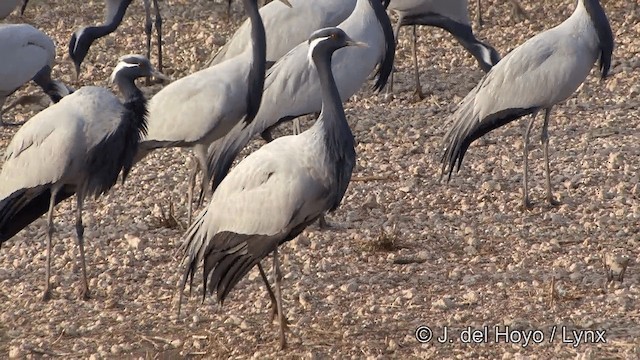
(206, 0), (356, 68)
(137, 0), (291, 225)
(206, 0), (394, 196)
(387, 0), (501, 99)
(475, 0), (528, 28)
(0, 24), (72, 126)
(441, 0), (613, 209)
(0, 0), (21, 19)
(0, 54), (166, 300)
(68, 0), (162, 77)
(179, 27), (362, 350)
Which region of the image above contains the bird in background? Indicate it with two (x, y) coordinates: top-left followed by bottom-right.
(137, 0), (291, 225)
(68, 0), (163, 78)
(178, 27), (363, 350)
(0, 24), (73, 126)
(0, 55), (167, 300)
(387, 0), (501, 99)
(206, 0), (356, 69)
(441, 0), (613, 209)
(205, 0), (394, 199)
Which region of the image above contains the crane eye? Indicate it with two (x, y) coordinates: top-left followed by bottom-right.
(330, 33), (338, 40)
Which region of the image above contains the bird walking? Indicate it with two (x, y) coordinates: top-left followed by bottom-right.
(387, 0), (501, 99)
(69, 0), (163, 77)
(0, 24), (72, 126)
(179, 27), (362, 350)
(138, 0), (290, 225)
(0, 55), (166, 300)
(206, 0), (394, 194)
(441, 0), (613, 209)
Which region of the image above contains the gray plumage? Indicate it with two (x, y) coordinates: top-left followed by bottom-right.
(207, 0), (353, 68)
(138, 0), (285, 224)
(387, 0), (501, 98)
(0, 24), (71, 126)
(179, 27), (362, 350)
(0, 0), (19, 18)
(0, 55), (165, 300)
(206, 0), (394, 193)
(441, 0), (613, 209)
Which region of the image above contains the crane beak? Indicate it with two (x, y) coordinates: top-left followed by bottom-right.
(346, 40), (368, 48)
(278, 0), (292, 8)
(151, 69), (171, 83)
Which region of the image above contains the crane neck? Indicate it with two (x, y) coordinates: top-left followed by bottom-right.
(84, 0), (133, 39)
(112, 75), (143, 102)
(312, 49), (354, 158)
(242, 0), (266, 125)
(580, 0), (613, 78)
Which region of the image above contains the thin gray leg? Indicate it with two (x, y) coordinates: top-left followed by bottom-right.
(387, 14), (403, 95)
(411, 25), (424, 100)
(187, 157), (200, 226)
(257, 262), (278, 321)
(42, 188), (59, 301)
(523, 114), (536, 210)
(541, 108), (559, 206)
(75, 191), (90, 300)
(476, 0), (483, 28)
(143, 0), (152, 85)
(152, 0), (163, 73)
(273, 249), (287, 349)
(194, 144), (212, 208)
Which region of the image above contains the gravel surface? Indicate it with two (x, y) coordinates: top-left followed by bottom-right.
(1, 0), (639, 358)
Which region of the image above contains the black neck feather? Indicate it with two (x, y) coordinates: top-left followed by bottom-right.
(369, 0), (395, 92)
(242, 0), (266, 125)
(582, 0), (613, 78)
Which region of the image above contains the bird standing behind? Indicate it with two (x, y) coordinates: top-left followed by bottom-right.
(0, 24), (72, 126)
(68, 0), (163, 77)
(206, 0), (394, 194)
(137, 0), (291, 225)
(441, 0), (613, 209)
(179, 27), (363, 350)
(206, 0), (355, 68)
(0, 55), (166, 300)
(387, 0), (501, 99)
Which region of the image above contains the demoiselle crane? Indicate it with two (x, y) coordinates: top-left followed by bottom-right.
(69, 0), (163, 77)
(0, 24), (72, 126)
(206, 0), (394, 194)
(206, 0), (356, 68)
(387, 0), (501, 99)
(441, 0), (613, 209)
(0, 0), (21, 19)
(0, 55), (166, 300)
(179, 27), (362, 350)
(138, 0), (291, 225)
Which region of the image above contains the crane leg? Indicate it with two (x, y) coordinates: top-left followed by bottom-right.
(476, 0), (483, 28)
(509, 0), (528, 22)
(273, 249), (288, 349)
(152, 0), (163, 74)
(522, 114), (536, 210)
(74, 192), (90, 300)
(194, 145), (212, 208)
(257, 262), (279, 321)
(143, 0), (153, 85)
(386, 14), (403, 95)
(541, 108), (559, 206)
(226, 0), (233, 22)
(292, 118), (301, 135)
(187, 158), (200, 226)
(42, 188), (59, 301)
(20, 0), (30, 15)
(411, 25), (425, 101)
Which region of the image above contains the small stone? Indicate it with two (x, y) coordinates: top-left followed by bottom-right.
(171, 339), (183, 348)
(125, 234), (145, 250)
(605, 253), (631, 282)
(432, 297), (455, 310)
(340, 281), (358, 293)
(8, 346), (22, 359)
